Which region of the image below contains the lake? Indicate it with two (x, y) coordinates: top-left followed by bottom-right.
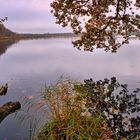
(0, 37), (140, 139)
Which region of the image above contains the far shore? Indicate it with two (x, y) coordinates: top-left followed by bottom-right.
(0, 33), (80, 41)
(0, 32), (139, 42)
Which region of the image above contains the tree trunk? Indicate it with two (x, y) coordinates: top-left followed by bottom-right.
(0, 101), (21, 123)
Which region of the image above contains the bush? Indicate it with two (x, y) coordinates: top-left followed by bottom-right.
(38, 79), (110, 140)
(74, 77), (140, 139)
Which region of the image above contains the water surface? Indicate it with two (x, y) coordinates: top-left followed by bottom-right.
(0, 37), (140, 139)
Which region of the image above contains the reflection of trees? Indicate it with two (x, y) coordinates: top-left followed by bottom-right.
(0, 40), (18, 56)
(74, 77), (140, 139)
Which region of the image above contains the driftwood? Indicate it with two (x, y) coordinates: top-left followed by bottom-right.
(0, 83), (8, 96)
(0, 101), (21, 123)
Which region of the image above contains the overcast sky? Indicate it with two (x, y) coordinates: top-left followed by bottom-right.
(0, 0), (71, 33)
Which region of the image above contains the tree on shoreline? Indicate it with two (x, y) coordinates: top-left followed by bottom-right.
(0, 17), (8, 23)
(51, 0), (140, 52)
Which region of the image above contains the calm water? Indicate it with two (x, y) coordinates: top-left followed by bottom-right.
(0, 37), (140, 139)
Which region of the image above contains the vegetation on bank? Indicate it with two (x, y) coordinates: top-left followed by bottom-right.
(37, 78), (140, 140)
(37, 79), (111, 140)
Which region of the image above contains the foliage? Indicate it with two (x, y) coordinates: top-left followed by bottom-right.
(38, 112), (107, 140)
(0, 17), (8, 23)
(51, 0), (140, 52)
(74, 77), (140, 139)
(38, 79), (110, 140)
(42, 79), (81, 120)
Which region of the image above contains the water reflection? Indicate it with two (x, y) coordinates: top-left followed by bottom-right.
(0, 38), (139, 139)
(0, 38), (140, 82)
(0, 40), (19, 56)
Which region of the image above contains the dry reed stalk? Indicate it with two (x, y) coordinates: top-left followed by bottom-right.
(43, 79), (81, 121)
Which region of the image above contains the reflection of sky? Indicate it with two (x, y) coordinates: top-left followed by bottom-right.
(0, 0), (71, 33)
(0, 38), (140, 83)
(0, 38), (140, 139)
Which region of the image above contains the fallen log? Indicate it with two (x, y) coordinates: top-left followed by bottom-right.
(0, 83), (8, 96)
(0, 101), (21, 123)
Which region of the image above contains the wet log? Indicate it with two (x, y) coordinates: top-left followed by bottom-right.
(0, 101), (21, 123)
(0, 83), (8, 96)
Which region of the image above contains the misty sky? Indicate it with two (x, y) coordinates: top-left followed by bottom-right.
(0, 0), (71, 33)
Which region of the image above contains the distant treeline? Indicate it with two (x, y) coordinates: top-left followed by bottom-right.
(0, 23), (80, 40)
(18, 32), (80, 39)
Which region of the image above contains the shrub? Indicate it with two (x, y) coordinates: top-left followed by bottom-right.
(74, 77), (140, 139)
(38, 79), (109, 140)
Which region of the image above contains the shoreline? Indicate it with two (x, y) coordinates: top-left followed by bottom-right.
(0, 33), (80, 41)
